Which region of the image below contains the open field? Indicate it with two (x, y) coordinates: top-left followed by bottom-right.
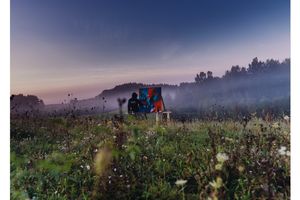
(11, 115), (290, 199)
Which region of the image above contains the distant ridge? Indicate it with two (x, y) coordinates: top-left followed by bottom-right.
(96, 82), (178, 99)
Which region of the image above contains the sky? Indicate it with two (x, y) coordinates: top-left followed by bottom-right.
(11, 0), (290, 104)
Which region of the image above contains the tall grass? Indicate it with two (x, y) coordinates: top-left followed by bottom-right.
(11, 115), (290, 199)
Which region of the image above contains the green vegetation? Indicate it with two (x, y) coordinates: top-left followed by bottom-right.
(11, 115), (290, 199)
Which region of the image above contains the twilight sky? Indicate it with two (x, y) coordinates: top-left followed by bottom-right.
(11, 0), (290, 104)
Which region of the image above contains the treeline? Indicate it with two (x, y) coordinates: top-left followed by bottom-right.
(194, 57), (290, 83)
(10, 94), (45, 116)
(165, 57), (290, 119)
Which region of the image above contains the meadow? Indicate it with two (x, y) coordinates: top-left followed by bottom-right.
(11, 114), (290, 199)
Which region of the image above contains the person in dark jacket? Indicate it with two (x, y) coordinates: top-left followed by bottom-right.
(128, 92), (141, 115)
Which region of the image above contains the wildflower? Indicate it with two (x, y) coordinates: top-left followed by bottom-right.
(272, 122), (280, 129)
(86, 165), (90, 170)
(146, 130), (155, 137)
(278, 146), (287, 155)
(238, 165), (245, 172)
(215, 163), (223, 171)
(175, 179), (187, 186)
(209, 177), (223, 189)
(225, 137), (234, 142)
(216, 152), (229, 163)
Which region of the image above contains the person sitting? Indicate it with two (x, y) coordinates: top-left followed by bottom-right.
(128, 92), (141, 115)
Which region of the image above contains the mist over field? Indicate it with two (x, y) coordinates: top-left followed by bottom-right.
(11, 57), (290, 119)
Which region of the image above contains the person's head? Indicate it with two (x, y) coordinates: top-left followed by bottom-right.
(131, 92), (138, 99)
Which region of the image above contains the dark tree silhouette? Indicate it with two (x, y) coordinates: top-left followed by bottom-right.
(248, 57), (264, 74)
(10, 94), (44, 114)
(195, 72), (207, 83)
(207, 71), (213, 80)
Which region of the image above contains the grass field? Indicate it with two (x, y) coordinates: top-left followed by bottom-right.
(10, 115), (290, 199)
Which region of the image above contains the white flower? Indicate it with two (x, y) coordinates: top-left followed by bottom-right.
(209, 177), (223, 189)
(278, 146), (288, 156)
(86, 165), (90, 170)
(215, 163), (223, 170)
(175, 179), (187, 186)
(216, 153), (229, 163)
(283, 115), (290, 122)
(280, 146), (286, 151)
(272, 122), (280, 129)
